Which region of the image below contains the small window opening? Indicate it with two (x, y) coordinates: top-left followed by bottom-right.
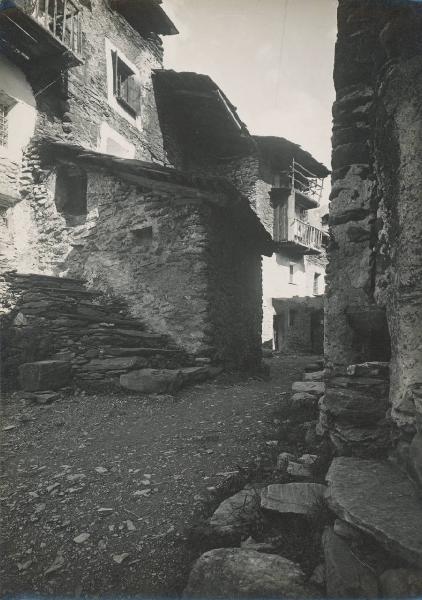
(54, 163), (87, 226)
(289, 264), (295, 284)
(313, 272), (321, 295)
(111, 51), (141, 117)
(131, 225), (153, 248)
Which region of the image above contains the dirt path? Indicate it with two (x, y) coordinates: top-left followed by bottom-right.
(0, 354), (317, 597)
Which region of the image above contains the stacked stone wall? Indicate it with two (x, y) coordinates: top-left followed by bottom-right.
(205, 205), (263, 369)
(325, 0), (422, 470)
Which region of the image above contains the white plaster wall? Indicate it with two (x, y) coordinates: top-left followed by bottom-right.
(262, 253), (325, 344)
(0, 55), (37, 161)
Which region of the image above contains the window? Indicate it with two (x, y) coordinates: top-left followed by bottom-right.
(131, 225), (153, 249)
(313, 272), (321, 295)
(55, 164), (87, 226)
(289, 309), (297, 328)
(289, 264), (295, 284)
(111, 50), (141, 117)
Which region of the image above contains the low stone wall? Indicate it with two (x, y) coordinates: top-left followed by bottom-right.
(0, 272), (190, 390)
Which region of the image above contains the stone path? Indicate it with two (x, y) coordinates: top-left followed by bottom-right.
(0, 354), (316, 597)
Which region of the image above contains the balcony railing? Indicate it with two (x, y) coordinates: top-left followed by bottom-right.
(293, 218), (324, 251)
(272, 159), (324, 209)
(0, 0), (83, 66)
(290, 159), (323, 205)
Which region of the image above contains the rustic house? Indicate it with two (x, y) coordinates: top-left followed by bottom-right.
(0, 0), (272, 389)
(153, 70), (330, 354)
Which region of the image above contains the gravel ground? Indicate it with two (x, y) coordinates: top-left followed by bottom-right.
(0, 354), (317, 597)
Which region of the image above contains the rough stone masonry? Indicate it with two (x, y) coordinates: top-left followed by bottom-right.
(323, 0), (422, 482)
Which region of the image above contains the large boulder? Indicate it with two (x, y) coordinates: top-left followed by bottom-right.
(261, 483), (326, 515)
(120, 368), (184, 394)
(19, 360), (72, 391)
(379, 568), (422, 598)
(183, 548), (315, 598)
(323, 527), (378, 598)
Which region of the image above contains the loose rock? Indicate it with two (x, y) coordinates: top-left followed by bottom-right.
(261, 483), (326, 514)
(183, 548), (314, 598)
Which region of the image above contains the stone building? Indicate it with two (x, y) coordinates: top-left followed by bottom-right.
(322, 0), (422, 482)
(0, 0), (272, 380)
(153, 70), (330, 353)
(251, 136), (329, 353)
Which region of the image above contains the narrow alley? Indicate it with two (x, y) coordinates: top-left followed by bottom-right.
(0, 354), (321, 597)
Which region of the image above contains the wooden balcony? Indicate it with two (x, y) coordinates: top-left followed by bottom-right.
(0, 0), (83, 69)
(275, 218), (327, 256)
(272, 160), (324, 210)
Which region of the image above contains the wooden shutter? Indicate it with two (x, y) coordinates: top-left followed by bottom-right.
(111, 50), (118, 96)
(126, 75), (141, 116)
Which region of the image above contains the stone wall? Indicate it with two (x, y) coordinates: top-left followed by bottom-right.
(23, 0), (166, 162)
(273, 296), (324, 354)
(325, 0), (422, 468)
(0, 272), (191, 390)
(205, 204), (263, 369)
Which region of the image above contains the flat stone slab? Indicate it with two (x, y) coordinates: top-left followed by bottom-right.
(120, 368), (184, 394)
(326, 457), (422, 567)
(209, 489), (260, 532)
(292, 381), (325, 396)
(304, 370), (325, 382)
(261, 483), (326, 515)
(19, 360), (72, 391)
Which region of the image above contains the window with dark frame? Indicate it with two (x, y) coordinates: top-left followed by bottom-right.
(313, 272), (321, 295)
(111, 50), (141, 117)
(289, 264), (294, 284)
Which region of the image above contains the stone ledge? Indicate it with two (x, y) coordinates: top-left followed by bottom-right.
(326, 457), (422, 567)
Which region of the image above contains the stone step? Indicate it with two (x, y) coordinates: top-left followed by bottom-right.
(326, 457), (422, 568)
(346, 362), (390, 379)
(292, 381), (325, 396)
(101, 346), (185, 357)
(119, 366), (220, 394)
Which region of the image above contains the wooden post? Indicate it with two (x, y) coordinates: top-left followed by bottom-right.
(62, 0), (67, 42)
(53, 0), (57, 36)
(44, 0), (49, 28)
(70, 6), (74, 50)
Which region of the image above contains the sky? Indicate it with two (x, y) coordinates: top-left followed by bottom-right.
(161, 0), (337, 172)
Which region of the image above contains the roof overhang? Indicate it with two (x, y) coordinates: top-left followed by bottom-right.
(109, 0), (178, 36)
(153, 69), (254, 158)
(38, 139), (274, 256)
(253, 135), (330, 179)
